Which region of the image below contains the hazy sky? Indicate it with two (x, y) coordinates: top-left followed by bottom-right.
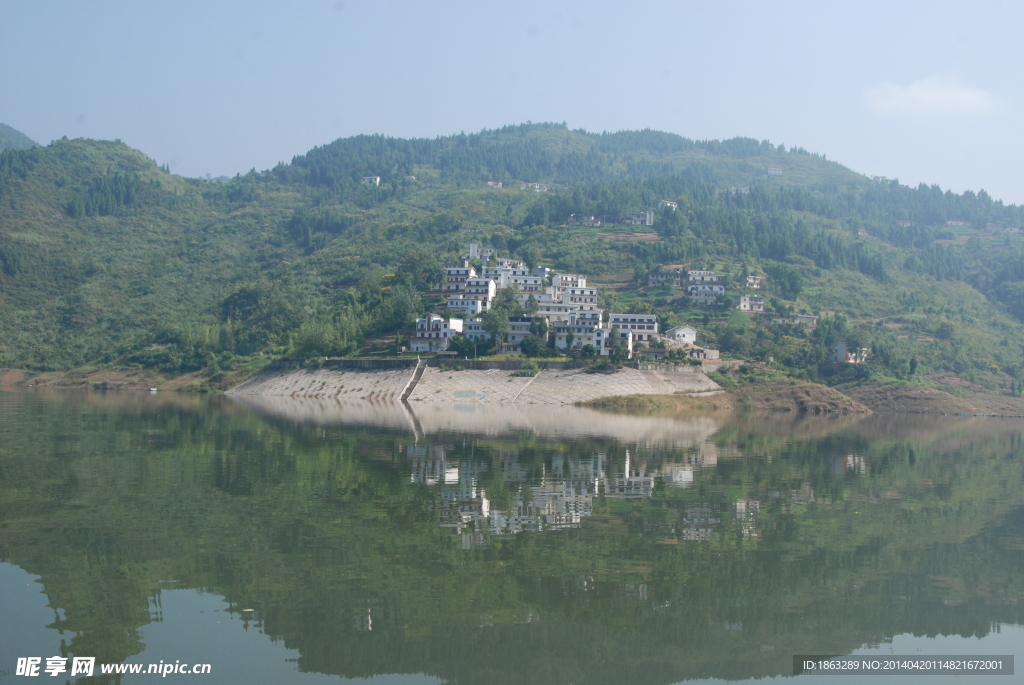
(2, 1), (1022, 202)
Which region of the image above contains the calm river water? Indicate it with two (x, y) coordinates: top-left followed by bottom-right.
(1, 390), (1023, 684)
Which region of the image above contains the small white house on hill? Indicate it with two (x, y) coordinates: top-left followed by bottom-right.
(828, 342), (868, 364)
(737, 295), (765, 313)
(664, 326), (697, 344)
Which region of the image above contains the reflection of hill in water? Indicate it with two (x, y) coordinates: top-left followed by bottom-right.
(230, 396), (724, 448)
(4, 392), (1024, 685)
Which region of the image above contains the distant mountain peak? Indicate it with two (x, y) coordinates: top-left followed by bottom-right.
(0, 122), (39, 151)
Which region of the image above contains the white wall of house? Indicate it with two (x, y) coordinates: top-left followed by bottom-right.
(665, 326), (696, 344)
(687, 270), (723, 284)
(828, 342), (868, 363)
(737, 295), (764, 312)
(447, 296), (484, 317)
(608, 313), (658, 342)
(411, 315), (464, 352)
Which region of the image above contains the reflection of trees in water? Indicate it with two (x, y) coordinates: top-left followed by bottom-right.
(2, 393), (1024, 684)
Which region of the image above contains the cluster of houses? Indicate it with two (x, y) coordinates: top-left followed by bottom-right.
(648, 268), (764, 310)
(410, 244), (718, 360)
(410, 243), (865, 365)
(565, 199), (679, 229)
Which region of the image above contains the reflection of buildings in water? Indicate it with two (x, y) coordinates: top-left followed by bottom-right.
(680, 527), (717, 541)
(353, 607), (372, 631)
(651, 446), (719, 489)
(411, 444), (763, 545)
(664, 464), (694, 488)
(735, 499), (760, 539)
(673, 499), (761, 543)
(408, 445), (459, 485)
(608, 452), (654, 498)
(422, 448), (612, 540)
(565, 576), (648, 602)
(681, 502), (721, 541)
(685, 503), (719, 524)
(438, 471), (490, 533)
(833, 454), (867, 477)
(790, 484), (815, 506)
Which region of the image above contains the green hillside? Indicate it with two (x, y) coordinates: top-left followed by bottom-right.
(3, 123), (1024, 403)
(0, 122), (38, 151)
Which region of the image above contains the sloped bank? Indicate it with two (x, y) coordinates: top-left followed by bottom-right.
(226, 361), (721, 405)
(585, 380), (869, 413)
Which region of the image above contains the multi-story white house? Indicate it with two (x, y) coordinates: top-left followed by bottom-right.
(737, 295), (765, 313)
(552, 312), (602, 351)
(687, 270), (723, 284)
(531, 300), (602, 325)
(463, 318), (490, 343)
(500, 316), (545, 353)
(463, 278), (497, 309)
(608, 313), (658, 342)
(567, 214), (603, 227)
(597, 326), (632, 357)
(411, 315), (464, 352)
(576, 326), (630, 357)
(445, 262), (477, 294)
(553, 274), (587, 291)
(563, 286), (599, 306)
(462, 243), (496, 262)
(486, 181), (503, 188)
(361, 176), (381, 186)
(483, 265), (542, 293)
(745, 275), (762, 289)
(664, 325), (697, 344)
(551, 313), (630, 357)
(767, 167), (783, 176)
(446, 295), (484, 317)
(623, 210), (654, 226)
(687, 284), (725, 304)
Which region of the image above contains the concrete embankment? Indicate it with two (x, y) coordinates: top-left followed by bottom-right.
(226, 363), (721, 405)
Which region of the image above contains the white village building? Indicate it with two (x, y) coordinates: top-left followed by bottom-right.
(608, 313), (658, 342)
(411, 315), (464, 353)
(687, 284), (725, 304)
(737, 295), (765, 313)
(828, 342), (869, 364)
(664, 325), (697, 344)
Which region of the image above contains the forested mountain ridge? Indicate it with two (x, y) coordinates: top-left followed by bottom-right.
(3, 123), (1024, 406)
(280, 123), (864, 190)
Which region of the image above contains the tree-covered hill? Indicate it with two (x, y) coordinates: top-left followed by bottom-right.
(3, 123), (1024, 403)
(280, 123), (863, 190)
(0, 122), (38, 151)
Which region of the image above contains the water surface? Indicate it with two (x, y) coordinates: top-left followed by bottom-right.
(1, 391), (1023, 684)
